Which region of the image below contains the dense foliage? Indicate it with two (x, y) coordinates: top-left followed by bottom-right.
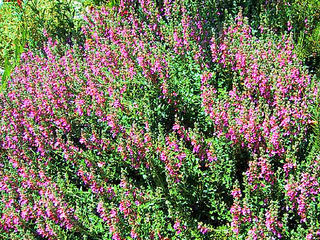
(1, 0), (320, 239)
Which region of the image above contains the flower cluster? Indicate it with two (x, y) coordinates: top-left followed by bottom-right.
(202, 13), (313, 157)
(0, 1), (319, 239)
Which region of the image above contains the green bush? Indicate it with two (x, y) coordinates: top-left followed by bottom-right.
(0, 1), (319, 239)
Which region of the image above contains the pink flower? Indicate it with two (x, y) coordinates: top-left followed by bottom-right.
(130, 229), (138, 238)
(173, 220), (182, 234)
(137, 56), (144, 66)
(112, 232), (121, 240)
(306, 233), (313, 240)
(160, 152), (167, 161)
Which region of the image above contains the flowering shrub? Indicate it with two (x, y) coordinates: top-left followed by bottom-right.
(0, 1), (319, 239)
(202, 12), (319, 239)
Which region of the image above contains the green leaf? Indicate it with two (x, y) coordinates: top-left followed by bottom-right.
(1, 57), (13, 91)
